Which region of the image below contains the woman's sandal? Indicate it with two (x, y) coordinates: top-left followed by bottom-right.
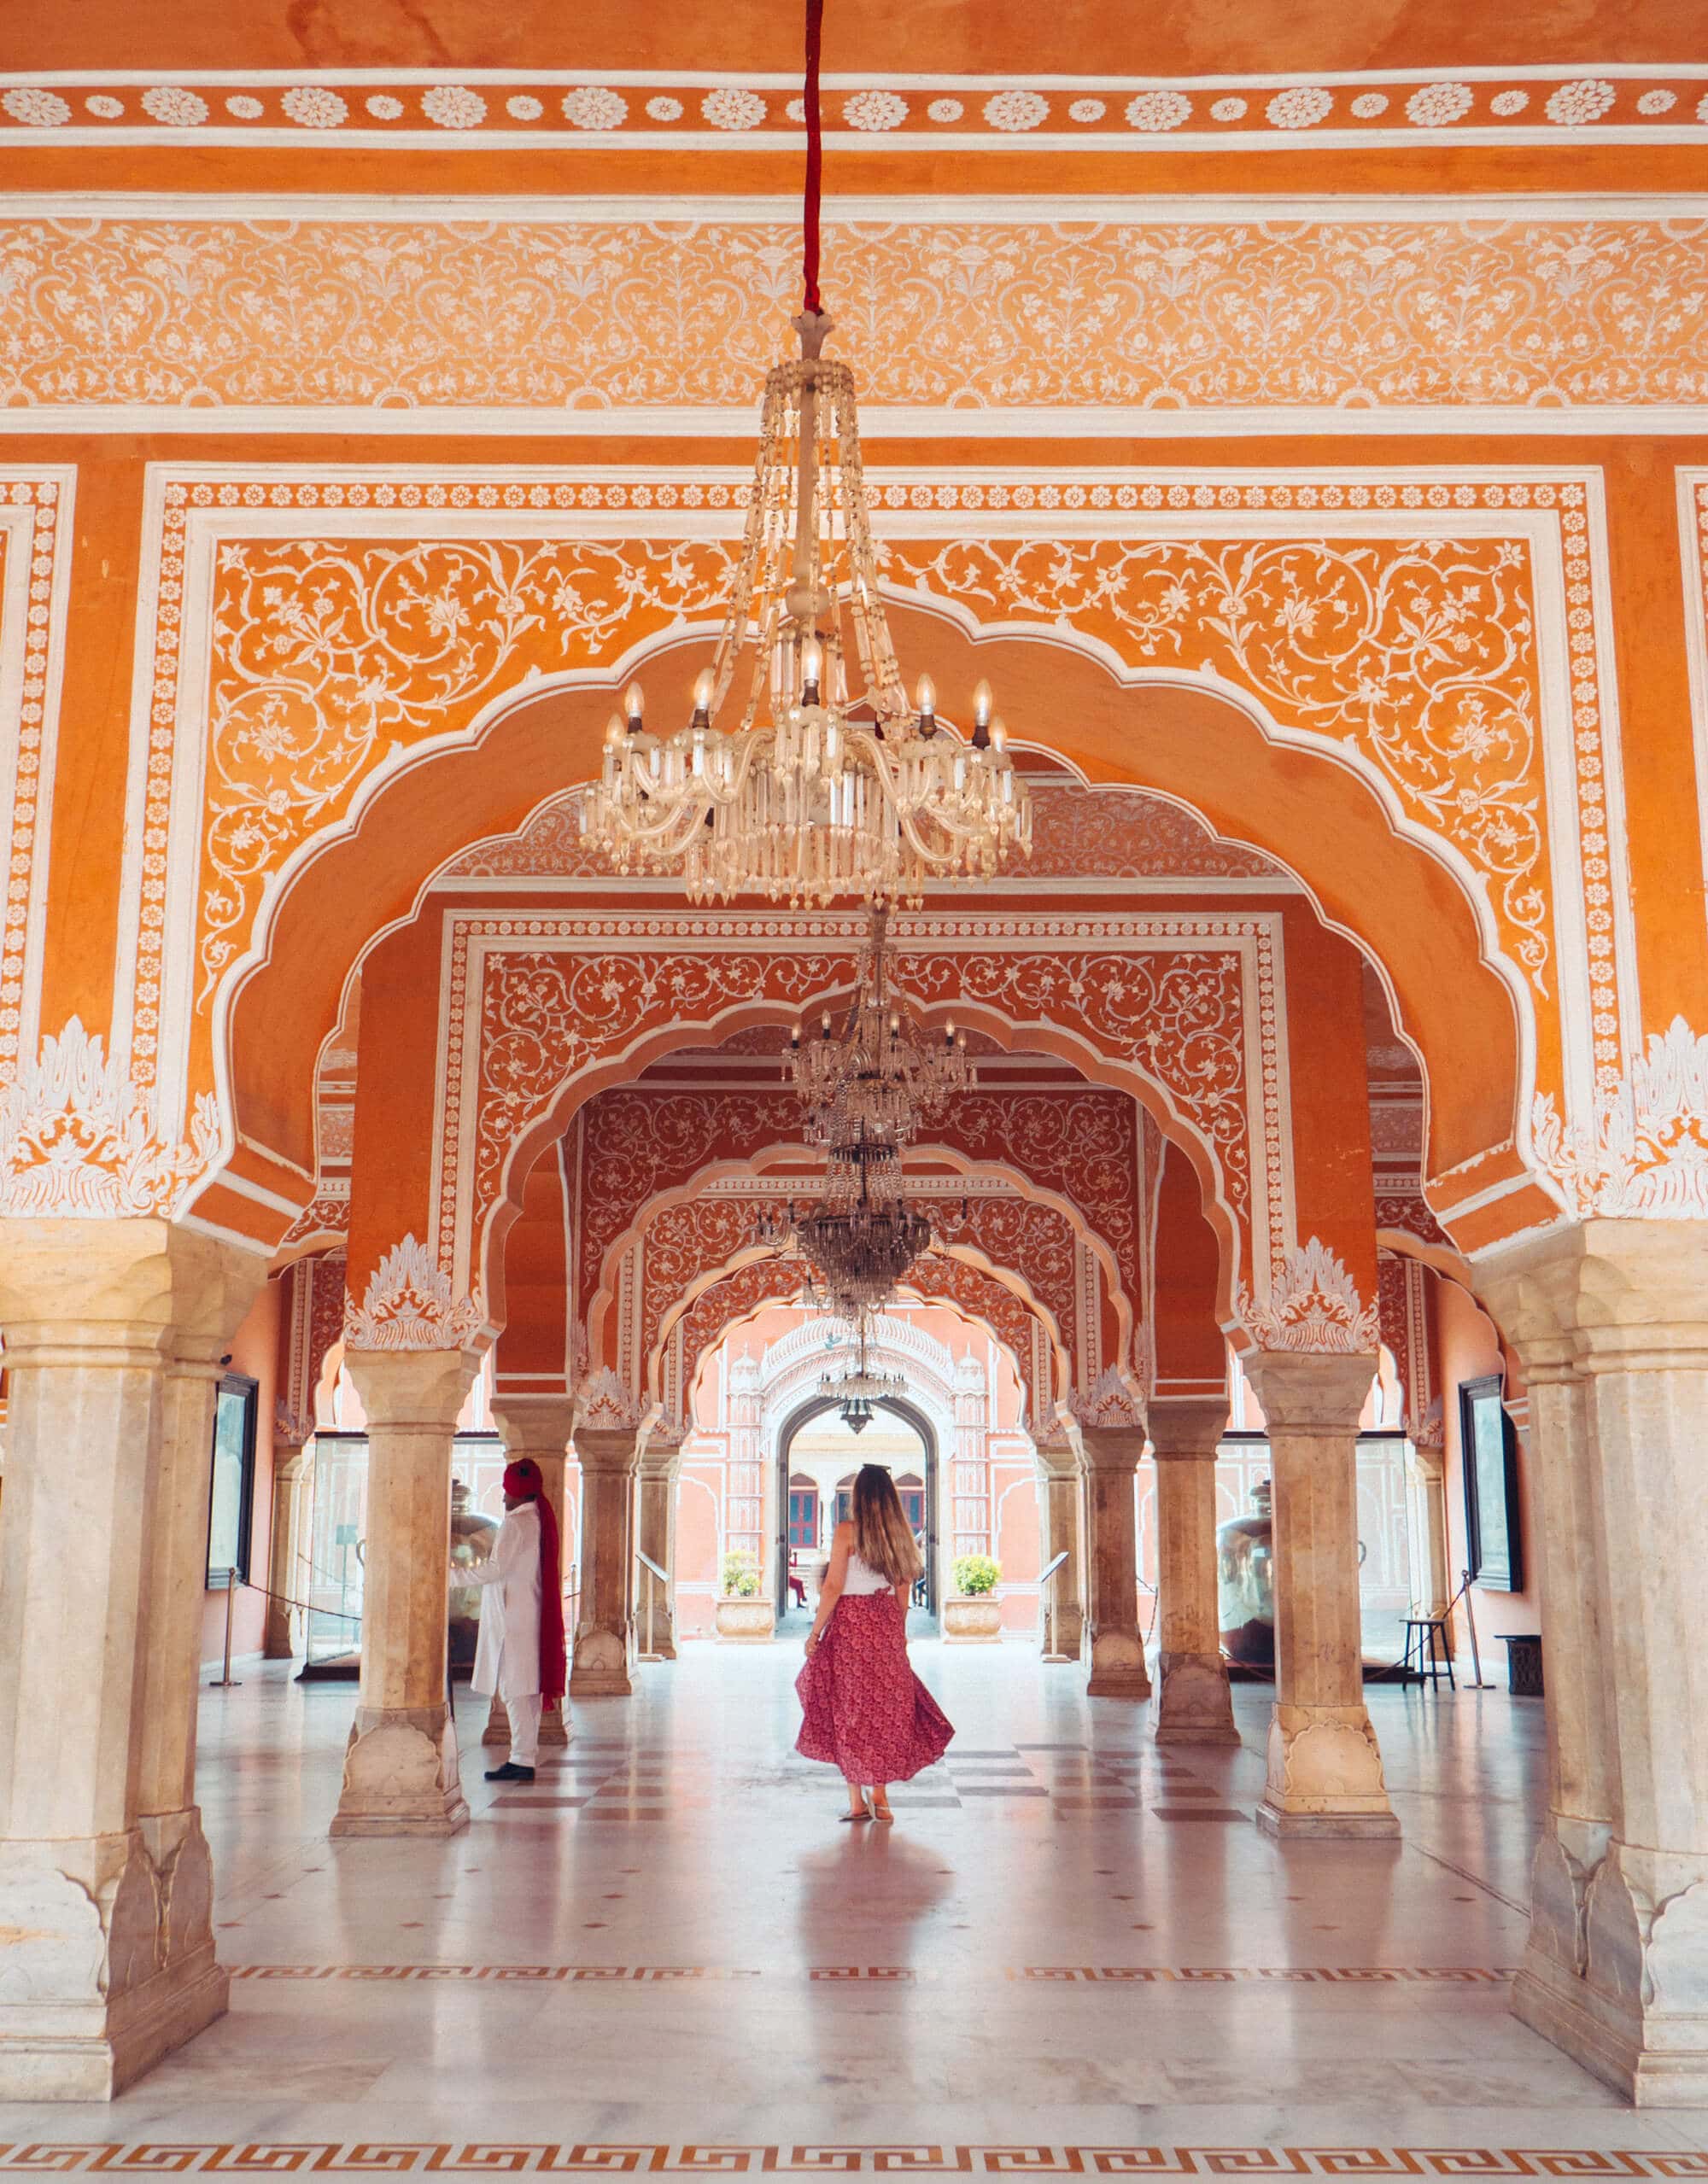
(839, 1805), (872, 1824)
(866, 1792), (894, 1823)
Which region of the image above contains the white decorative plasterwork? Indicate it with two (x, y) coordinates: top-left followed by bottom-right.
(273, 1395), (313, 1445)
(3, 72), (1705, 149)
(120, 464), (1617, 1270)
(343, 1233), (483, 1351)
(1236, 1236), (1381, 1354)
(575, 1364), (646, 1432)
(1071, 1364), (1148, 1432)
(0, 1016), (220, 1216)
(0, 472), (76, 1086)
(1530, 1018), (1708, 1218)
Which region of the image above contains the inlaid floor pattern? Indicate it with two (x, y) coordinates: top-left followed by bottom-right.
(3, 1641), (1697, 2158)
(496, 1741), (1248, 1819)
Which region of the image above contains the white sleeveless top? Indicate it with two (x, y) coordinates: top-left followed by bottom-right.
(842, 1548), (894, 1595)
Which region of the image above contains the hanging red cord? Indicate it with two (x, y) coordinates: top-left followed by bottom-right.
(802, 0), (824, 313)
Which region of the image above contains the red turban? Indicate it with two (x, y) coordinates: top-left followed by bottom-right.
(502, 1458), (568, 1710)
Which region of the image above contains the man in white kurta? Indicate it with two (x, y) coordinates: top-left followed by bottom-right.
(453, 1483), (546, 1781)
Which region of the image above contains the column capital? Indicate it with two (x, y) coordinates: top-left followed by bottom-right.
(490, 1393), (576, 1459)
(1477, 1218), (1708, 1374)
(1146, 1396), (1228, 1462)
(1078, 1424), (1146, 1474)
(637, 1439), (685, 1483)
(1032, 1434), (1081, 1481)
(0, 1218), (265, 1365)
(344, 1346), (480, 1429)
(574, 1425), (641, 1474)
(1241, 1348), (1374, 1433)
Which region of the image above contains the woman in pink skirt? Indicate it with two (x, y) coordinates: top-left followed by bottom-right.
(796, 1464), (955, 1821)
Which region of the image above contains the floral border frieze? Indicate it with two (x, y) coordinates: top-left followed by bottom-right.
(3, 70), (1704, 145)
(0, 472), (74, 1087)
(5, 213), (1707, 424)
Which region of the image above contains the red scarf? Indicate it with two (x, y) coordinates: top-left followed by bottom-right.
(502, 1459), (568, 1709)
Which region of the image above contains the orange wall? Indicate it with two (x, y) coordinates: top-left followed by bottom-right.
(1436, 1276), (1542, 1658)
(199, 1273), (281, 1668)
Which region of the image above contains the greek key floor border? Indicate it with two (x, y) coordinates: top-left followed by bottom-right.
(227, 1964), (1519, 1987)
(230, 1974), (1529, 1991)
(0, 2149), (1701, 2177)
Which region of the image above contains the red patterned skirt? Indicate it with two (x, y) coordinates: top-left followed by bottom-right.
(795, 1591), (955, 1786)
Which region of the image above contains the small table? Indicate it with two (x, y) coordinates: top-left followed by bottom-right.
(1500, 1632), (1545, 1696)
(1402, 1616), (1455, 1690)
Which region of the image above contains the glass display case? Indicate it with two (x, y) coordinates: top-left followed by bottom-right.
(301, 1430), (508, 1671)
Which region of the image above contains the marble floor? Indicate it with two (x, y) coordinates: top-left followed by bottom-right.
(8, 1641), (1707, 2169)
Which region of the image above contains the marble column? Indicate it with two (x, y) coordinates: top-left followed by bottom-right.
(635, 1428), (683, 1662)
(1478, 1219), (1708, 2106)
(330, 1347), (477, 1839)
(1079, 1427), (1151, 1699)
(1149, 1397), (1239, 1745)
(570, 1427), (640, 1697)
(484, 1397), (576, 1748)
(1243, 1350), (1397, 1839)
(1034, 1434), (1086, 1662)
(0, 1218), (265, 2099)
(261, 1439), (313, 1660)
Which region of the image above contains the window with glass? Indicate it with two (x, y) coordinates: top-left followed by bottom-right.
(205, 1373), (258, 1589)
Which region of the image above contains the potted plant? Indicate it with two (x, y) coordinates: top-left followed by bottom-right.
(714, 1550), (775, 1643)
(944, 1553), (1003, 1642)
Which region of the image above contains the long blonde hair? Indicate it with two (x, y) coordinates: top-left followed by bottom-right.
(851, 1464), (923, 1586)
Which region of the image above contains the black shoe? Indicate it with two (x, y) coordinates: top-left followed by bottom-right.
(484, 1761), (536, 1783)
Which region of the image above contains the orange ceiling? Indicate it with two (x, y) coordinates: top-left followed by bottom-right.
(7, 0), (1692, 73)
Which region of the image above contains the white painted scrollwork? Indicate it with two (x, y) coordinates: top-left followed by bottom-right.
(1237, 1235), (1380, 1354)
(344, 1234), (483, 1351)
(575, 1365), (645, 1432)
(1531, 1018), (1708, 1218)
(1070, 1364), (1148, 1431)
(0, 1018), (220, 1217)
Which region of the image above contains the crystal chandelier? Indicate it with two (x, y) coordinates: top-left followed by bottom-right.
(789, 902), (974, 1150)
(819, 1312), (904, 1435)
(577, 0), (1032, 908)
(752, 1137), (933, 1323)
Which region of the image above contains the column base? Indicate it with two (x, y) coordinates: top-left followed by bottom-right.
(1255, 1803), (1401, 1841)
(1154, 1650), (1241, 1744)
(1259, 1702), (1399, 1837)
(1512, 1947), (1708, 2107)
(1506, 1842), (1708, 2106)
(0, 1829), (228, 2100)
(1040, 1603), (1085, 1663)
(570, 1624), (634, 1698)
(1087, 1628), (1151, 1700)
(330, 1705), (470, 1837)
(0, 1953), (228, 2102)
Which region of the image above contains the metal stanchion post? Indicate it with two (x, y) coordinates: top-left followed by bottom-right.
(210, 1567), (243, 1687)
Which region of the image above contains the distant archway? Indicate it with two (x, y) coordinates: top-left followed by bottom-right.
(776, 1394), (939, 1615)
